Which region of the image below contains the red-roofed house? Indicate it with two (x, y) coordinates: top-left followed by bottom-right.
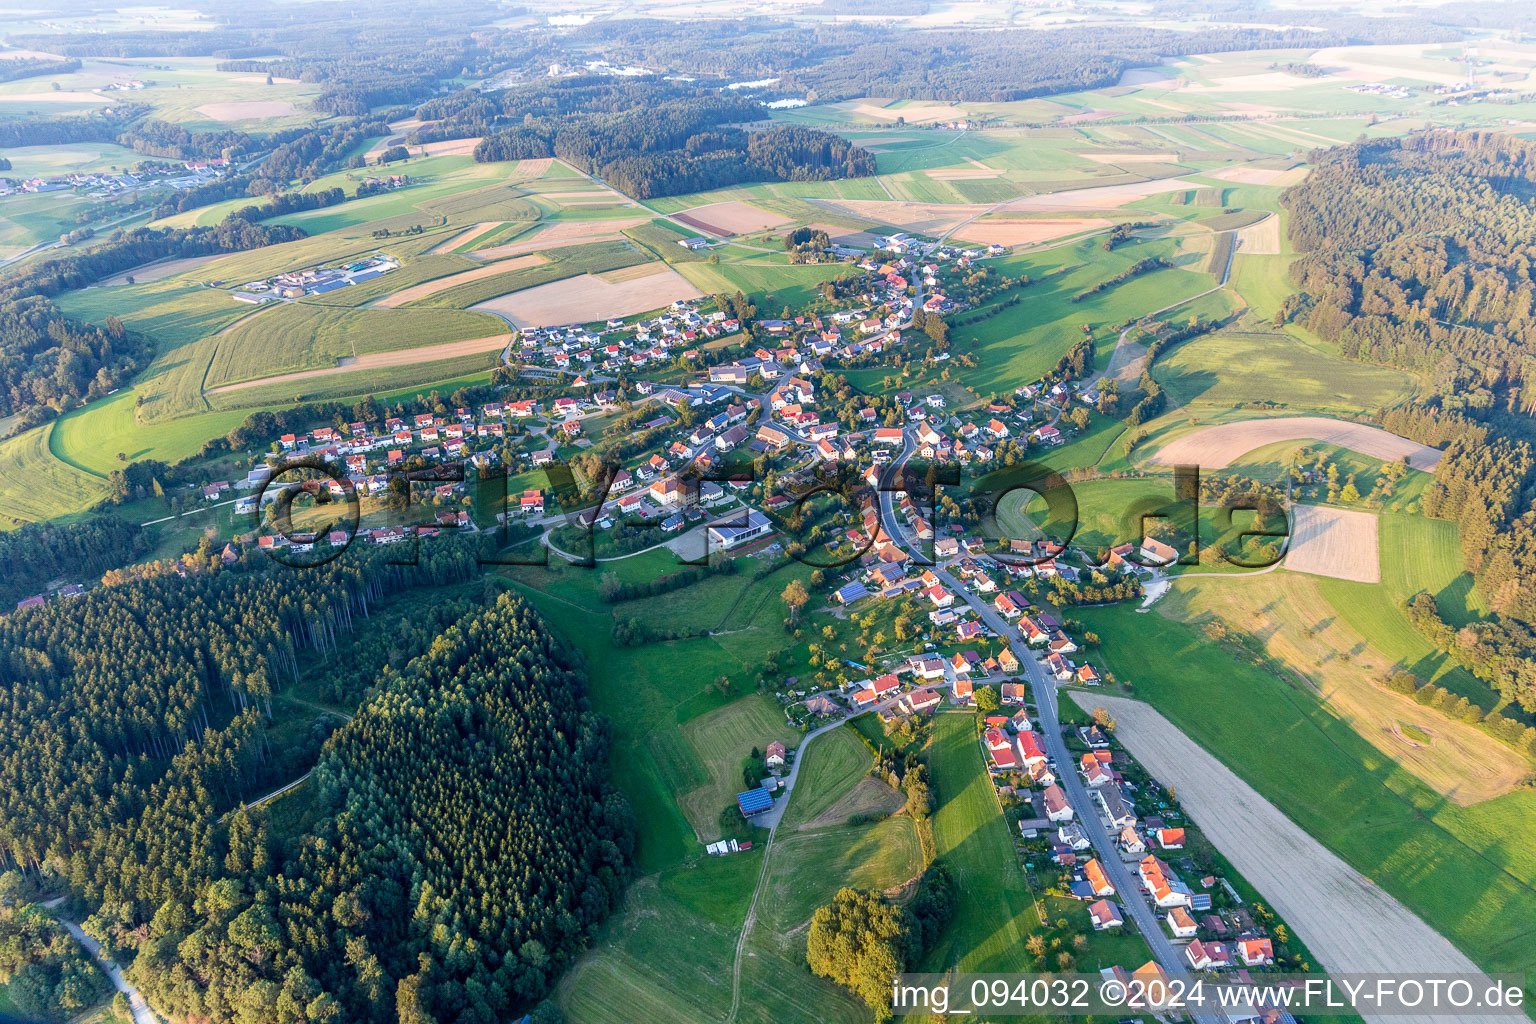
(1043, 784), (1072, 822)
(1238, 938), (1274, 966)
(1083, 858), (1115, 897)
(985, 729), (1017, 770)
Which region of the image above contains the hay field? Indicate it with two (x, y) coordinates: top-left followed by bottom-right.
(208, 333), (511, 393)
(471, 262), (701, 327)
(950, 216), (1111, 246)
(372, 254), (545, 307)
(1285, 503), (1380, 583)
(1161, 574), (1524, 805)
(471, 217), (651, 259)
(1234, 212), (1282, 254)
(1152, 417), (1442, 471)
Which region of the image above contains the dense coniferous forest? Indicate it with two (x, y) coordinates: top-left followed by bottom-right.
(467, 82), (874, 198)
(0, 540), (629, 1022)
(1281, 130), (1536, 707)
(570, 21), (1372, 103)
(0, 517), (148, 606)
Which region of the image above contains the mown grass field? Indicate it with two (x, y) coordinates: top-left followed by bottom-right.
(922, 713), (1036, 974)
(1159, 570), (1528, 804)
(1151, 329), (1414, 414)
(202, 302), (503, 388)
(673, 258), (855, 313)
(1312, 513), (1503, 711)
(778, 725), (872, 830)
(678, 693), (801, 842)
(0, 54), (326, 131)
(0, 423), (108, 527)
(1074, 599), (1536, 980)
(957, 234), (1218, 395)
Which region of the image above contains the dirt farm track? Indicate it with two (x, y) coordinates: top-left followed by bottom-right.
(1069, 693), (1506, 1024)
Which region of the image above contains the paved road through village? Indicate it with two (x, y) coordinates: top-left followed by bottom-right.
(877, 435), (1225, 1024)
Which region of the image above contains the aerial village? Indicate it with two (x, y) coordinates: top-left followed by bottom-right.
(32, 223), (1298, 998)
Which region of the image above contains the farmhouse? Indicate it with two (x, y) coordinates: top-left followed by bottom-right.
(1140, 537), (1180, 566)
(766, 741), (786, 768)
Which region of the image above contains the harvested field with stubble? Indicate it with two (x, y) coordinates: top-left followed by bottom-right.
(471, 262), (701, 327)
(371, 254), (545, 307)
(672, 201), (791, 236)
(1285, 503), (1380, 583)
(1002, 177), (1201, 210)
(1080, 152), (1179, 164)
(207, 333), (510, 393)
(195, 100), (296, 120)
(430, 221), (503, 254)
(1235, 212), (1281, 254)
(471, 217), (651, 259)
(1068, 693), (1509, 1020)
(1160, 574), (1528, 804)
(1208, 164), (1289, 185)
(1151, 416), (1442, 471)
(950, 216), (1111, 246)
(97, 253), (229, 286)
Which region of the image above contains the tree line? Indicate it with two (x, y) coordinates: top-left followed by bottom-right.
(0, 515), (147, 606)
(471, 82), (874, 199)
(1280, 130), (1536, 710)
